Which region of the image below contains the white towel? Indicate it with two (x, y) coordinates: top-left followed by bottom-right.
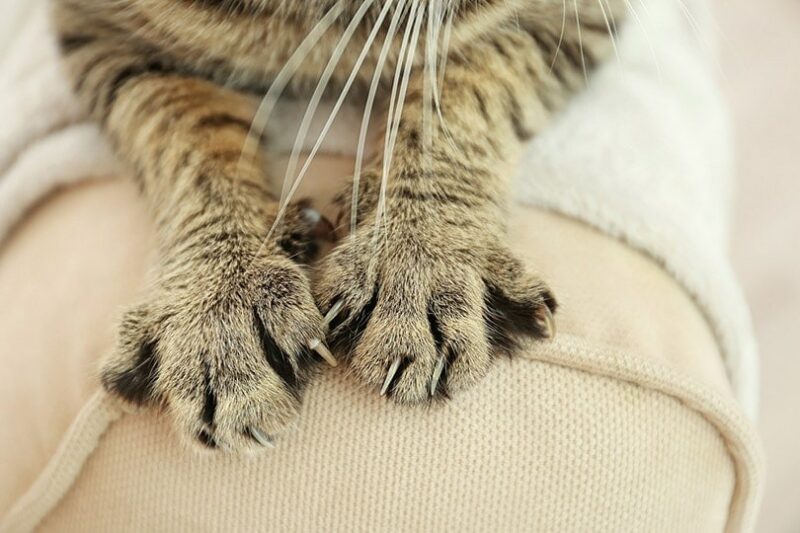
(0, 0), (758, 417)
(513, 0), (758, 416)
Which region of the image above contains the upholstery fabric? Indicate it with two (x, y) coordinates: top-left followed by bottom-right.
(0, 180), (763, 532)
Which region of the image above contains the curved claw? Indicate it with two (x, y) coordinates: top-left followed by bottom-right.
(248, 427), (275, 448)
(381, 359), (402, 396)
(323, 300), (345, 329)
(309, 338), (338, 367)
(302, 207), (336, 241)
(430, 355), (446, 397)
(301, 207), (322, 225)
(535, 305), (557, 340)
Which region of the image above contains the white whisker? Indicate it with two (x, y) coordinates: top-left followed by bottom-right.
(237, 1), (344, 184)
(550, 0), (567, 71)
(423, 0), (443, 157)
(279, 0), (379, 209)
(666, 0), (728, 81)
(252, 0), (377, 261)
(596, 0), (620, 62)
(622, 0), (663, 82)
(432, 4), (461, 155)
(600, 0), (619, 36)
(351, 0), (411, 235)
(668, 0), (717, 57)
(437, 4), (455, 93)
(288, 0), (397, 203)
(572, 0), (589, 82)
(374, 0), (425, 244)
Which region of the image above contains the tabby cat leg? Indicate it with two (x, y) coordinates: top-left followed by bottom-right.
(56, 29), (332, 450)
(316, 30), (559, 403)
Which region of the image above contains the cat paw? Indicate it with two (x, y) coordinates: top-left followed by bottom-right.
(314, 225), (556, 404)
(101, 242), (333, 452)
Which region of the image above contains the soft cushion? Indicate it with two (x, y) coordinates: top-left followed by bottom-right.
(0, 171), (763, 531)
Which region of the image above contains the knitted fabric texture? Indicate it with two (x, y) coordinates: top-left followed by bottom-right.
(1, 190), (764, 532)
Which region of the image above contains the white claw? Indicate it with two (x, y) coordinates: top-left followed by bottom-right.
(309, 338), (338, 367)
(430, 356), (446, 397)
(301, 207), (322, 225)
(381, 359), (402, 396)
(536, 306), (557, 340)
(323, 300), (345, 329)
(249, 428), (275, 448)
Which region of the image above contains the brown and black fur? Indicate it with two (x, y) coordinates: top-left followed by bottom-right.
(52, 0), (625, 451)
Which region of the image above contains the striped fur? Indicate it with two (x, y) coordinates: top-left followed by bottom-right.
(52, 0), (625, 452)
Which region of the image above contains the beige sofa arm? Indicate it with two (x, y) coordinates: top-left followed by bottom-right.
(0, 166), (763, 532)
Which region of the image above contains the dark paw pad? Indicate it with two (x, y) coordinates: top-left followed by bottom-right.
(483, 283), (557, 356)
(101, 339), (160, 406)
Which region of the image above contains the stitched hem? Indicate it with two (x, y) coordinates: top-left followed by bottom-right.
(2, 338), (763, 533)
(519, 334), (764, 532)
(0, 392), (122, 533)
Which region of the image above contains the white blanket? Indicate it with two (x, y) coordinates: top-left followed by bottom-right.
(0, 0), (758, 417)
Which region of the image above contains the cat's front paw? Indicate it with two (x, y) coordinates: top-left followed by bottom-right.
(101, 252), (333, 452)
(314, 223), (556, 404)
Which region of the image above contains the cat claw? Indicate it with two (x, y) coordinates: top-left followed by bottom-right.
(323, 300), (345, 329)
(381, 359), (402, 396)
(535, 306), (557, 340)
(301, 207), (322, 224)
(248, 427), (275, 448)
(430, 355), (446, 397)
(301, 207), (336, 241)
(309, 338), (337, 367)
